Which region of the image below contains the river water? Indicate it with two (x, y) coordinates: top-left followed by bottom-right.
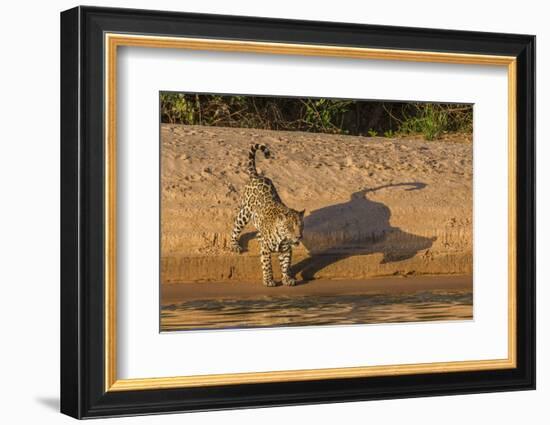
(161, 289), (472, 332)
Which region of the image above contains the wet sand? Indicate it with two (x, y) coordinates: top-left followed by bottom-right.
(161, 275), (473, 331)
(161, 274), (472, 302)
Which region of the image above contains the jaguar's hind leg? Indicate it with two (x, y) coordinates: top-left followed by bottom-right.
(229, 204), (251, 253)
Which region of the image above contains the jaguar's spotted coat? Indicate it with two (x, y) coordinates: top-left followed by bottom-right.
(230, 143), (304, 287)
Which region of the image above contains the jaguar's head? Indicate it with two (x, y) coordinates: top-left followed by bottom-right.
(281, 209), (305, 246)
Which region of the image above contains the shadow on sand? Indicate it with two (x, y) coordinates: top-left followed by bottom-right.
(292, 182), (436, 282)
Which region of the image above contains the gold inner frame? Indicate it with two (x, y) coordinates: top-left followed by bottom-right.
(104, 33), (517, 392)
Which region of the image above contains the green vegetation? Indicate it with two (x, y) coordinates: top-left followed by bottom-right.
(302, 99), (354, 133)
(160, 93), (472, 140)
(393, 103), (473, 141)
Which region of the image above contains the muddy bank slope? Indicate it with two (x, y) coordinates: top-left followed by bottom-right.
(161, 124), (472, 283)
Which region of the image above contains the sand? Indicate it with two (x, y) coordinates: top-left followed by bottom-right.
(161, 124), (472, 284)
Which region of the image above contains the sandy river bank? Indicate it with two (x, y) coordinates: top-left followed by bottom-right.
(161, 124), (472, 284)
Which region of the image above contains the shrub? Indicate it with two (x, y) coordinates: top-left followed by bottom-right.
(397, 103), (472, 140)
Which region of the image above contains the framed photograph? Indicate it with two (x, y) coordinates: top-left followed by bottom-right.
(60, 6), (535, 419)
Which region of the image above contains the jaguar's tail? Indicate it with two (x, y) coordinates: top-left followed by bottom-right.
(246, 143), (271, 176)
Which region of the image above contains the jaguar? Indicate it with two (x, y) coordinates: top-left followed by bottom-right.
(230, 143), (304, 287)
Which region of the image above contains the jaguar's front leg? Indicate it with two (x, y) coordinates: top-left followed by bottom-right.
(260, 243), (276, 287)
(279, 245), (296, 286)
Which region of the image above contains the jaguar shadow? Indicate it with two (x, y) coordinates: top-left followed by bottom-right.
(293, 182), (436, 282)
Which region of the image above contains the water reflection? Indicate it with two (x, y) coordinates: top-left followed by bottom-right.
(161, 290), (472, 331)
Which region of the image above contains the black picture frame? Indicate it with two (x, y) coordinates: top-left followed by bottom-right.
(61, 5), (535, 419)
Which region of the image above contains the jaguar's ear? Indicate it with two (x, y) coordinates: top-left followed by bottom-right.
(299, 209), (306, 217)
